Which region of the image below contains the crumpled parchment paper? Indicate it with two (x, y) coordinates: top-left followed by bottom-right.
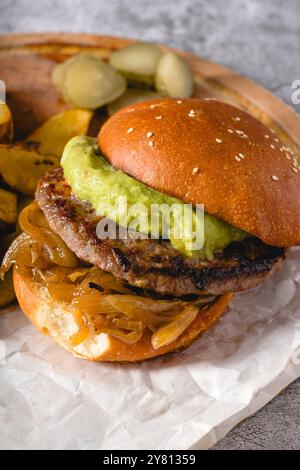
(0, 248), (300, 450)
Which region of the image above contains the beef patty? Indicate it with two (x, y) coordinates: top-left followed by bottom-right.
(36, 167), (284, 297)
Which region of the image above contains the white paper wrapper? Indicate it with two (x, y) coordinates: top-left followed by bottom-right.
(0, 248), (300, 450)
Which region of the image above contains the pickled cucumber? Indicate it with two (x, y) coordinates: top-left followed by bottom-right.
(109, 43), (163, 86)
(62, 54), (126, 109)
(52, 60), (71, 90)
(155, 52), (194, 98)
(107, 89), (162, 116)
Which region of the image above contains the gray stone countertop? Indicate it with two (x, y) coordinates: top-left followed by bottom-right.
(0, 0), (299, 450)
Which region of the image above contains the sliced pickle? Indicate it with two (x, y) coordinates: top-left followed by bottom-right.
(109, 43), (163, 86)
(62, 54), (126, 109)
(0, 269), (15, 308)
(107, 89), (162, 116)
(0, 141), (59, 196)
(155, 52), (194, 98)
(27, 109), (93, 157)
(0, 188), (17, 234)
(52, 60), (71, 90)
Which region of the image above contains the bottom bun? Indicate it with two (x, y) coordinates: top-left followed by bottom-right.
(13, 269), (233, 363)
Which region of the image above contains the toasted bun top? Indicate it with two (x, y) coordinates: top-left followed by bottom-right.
(98, 98), (300, 247)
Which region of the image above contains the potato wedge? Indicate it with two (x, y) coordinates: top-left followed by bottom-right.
(27, 109), (93, 156)
(0, 229), (19, 308)
(0, 268), (15, 308)
(0, 188), (17, 234)
(0, 103), (13, 143)
(0, 141), (59, 196)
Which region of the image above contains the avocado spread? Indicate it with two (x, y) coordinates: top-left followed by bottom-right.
(61, 136), (246, 259)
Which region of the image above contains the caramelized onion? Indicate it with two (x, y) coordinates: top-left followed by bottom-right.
(79, 268), (132, 294)
(69, 326), (91, 346)
(19, 203), (78, 267)
(100, 327), (143, 344)
(1, 232), (37, 278)
(1, 203), (217, 349)
(151, 305), (198, 350)
(47, 283), (77, 303)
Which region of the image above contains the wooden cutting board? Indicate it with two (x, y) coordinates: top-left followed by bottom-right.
(0, 32), (299, 156)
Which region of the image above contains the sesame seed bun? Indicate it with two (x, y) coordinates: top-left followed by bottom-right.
(13, 269), (233, 363)
(98, 98), (300, 248)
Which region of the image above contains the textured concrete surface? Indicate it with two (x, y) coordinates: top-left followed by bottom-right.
(0, 0), (299, 450)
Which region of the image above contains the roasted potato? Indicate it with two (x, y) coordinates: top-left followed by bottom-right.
(0, 269), (15, 308)
(0, 187), (17, 234)
(0, 103), (13, 143)
(0, 141), (59, 196)
(27, 109), (93, 156)
(0, 229), (19, 308)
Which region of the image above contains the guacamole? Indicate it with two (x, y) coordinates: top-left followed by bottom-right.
(61, 136), (246, 259)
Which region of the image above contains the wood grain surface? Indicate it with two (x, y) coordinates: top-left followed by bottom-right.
(0, 32), (299, 157)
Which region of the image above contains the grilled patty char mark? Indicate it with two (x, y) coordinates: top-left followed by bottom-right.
(36, 168), (284, 297)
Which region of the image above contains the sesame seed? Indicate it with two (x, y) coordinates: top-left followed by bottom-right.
(188, 111), (195, 117)
(127, 127), (134, 134)
(235, 156), (241, 162)
(177, 100), (182, 104)
(286, 154), (291, 160)
(239, 152), (245, 159)
(216, 138), (222, 143)
(149, 140), (154, 147)
(270, 144), (275, 149)
(150, 104), (156, 109)
(235, 130), (244, 135)
(155, 115), (162, 120)
(147, 131), (153, 138)
(274, 138), (279, 142)
(293, 167), (298, 173)
(227, 128), (234, 134)
(235, 116), (241, 121)
(192, 167), (199, 174)
(264, 134), (270, 139)
(272, 175), (279, 181)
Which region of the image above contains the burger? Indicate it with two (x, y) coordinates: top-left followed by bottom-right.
(3, 98), (299, 362)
